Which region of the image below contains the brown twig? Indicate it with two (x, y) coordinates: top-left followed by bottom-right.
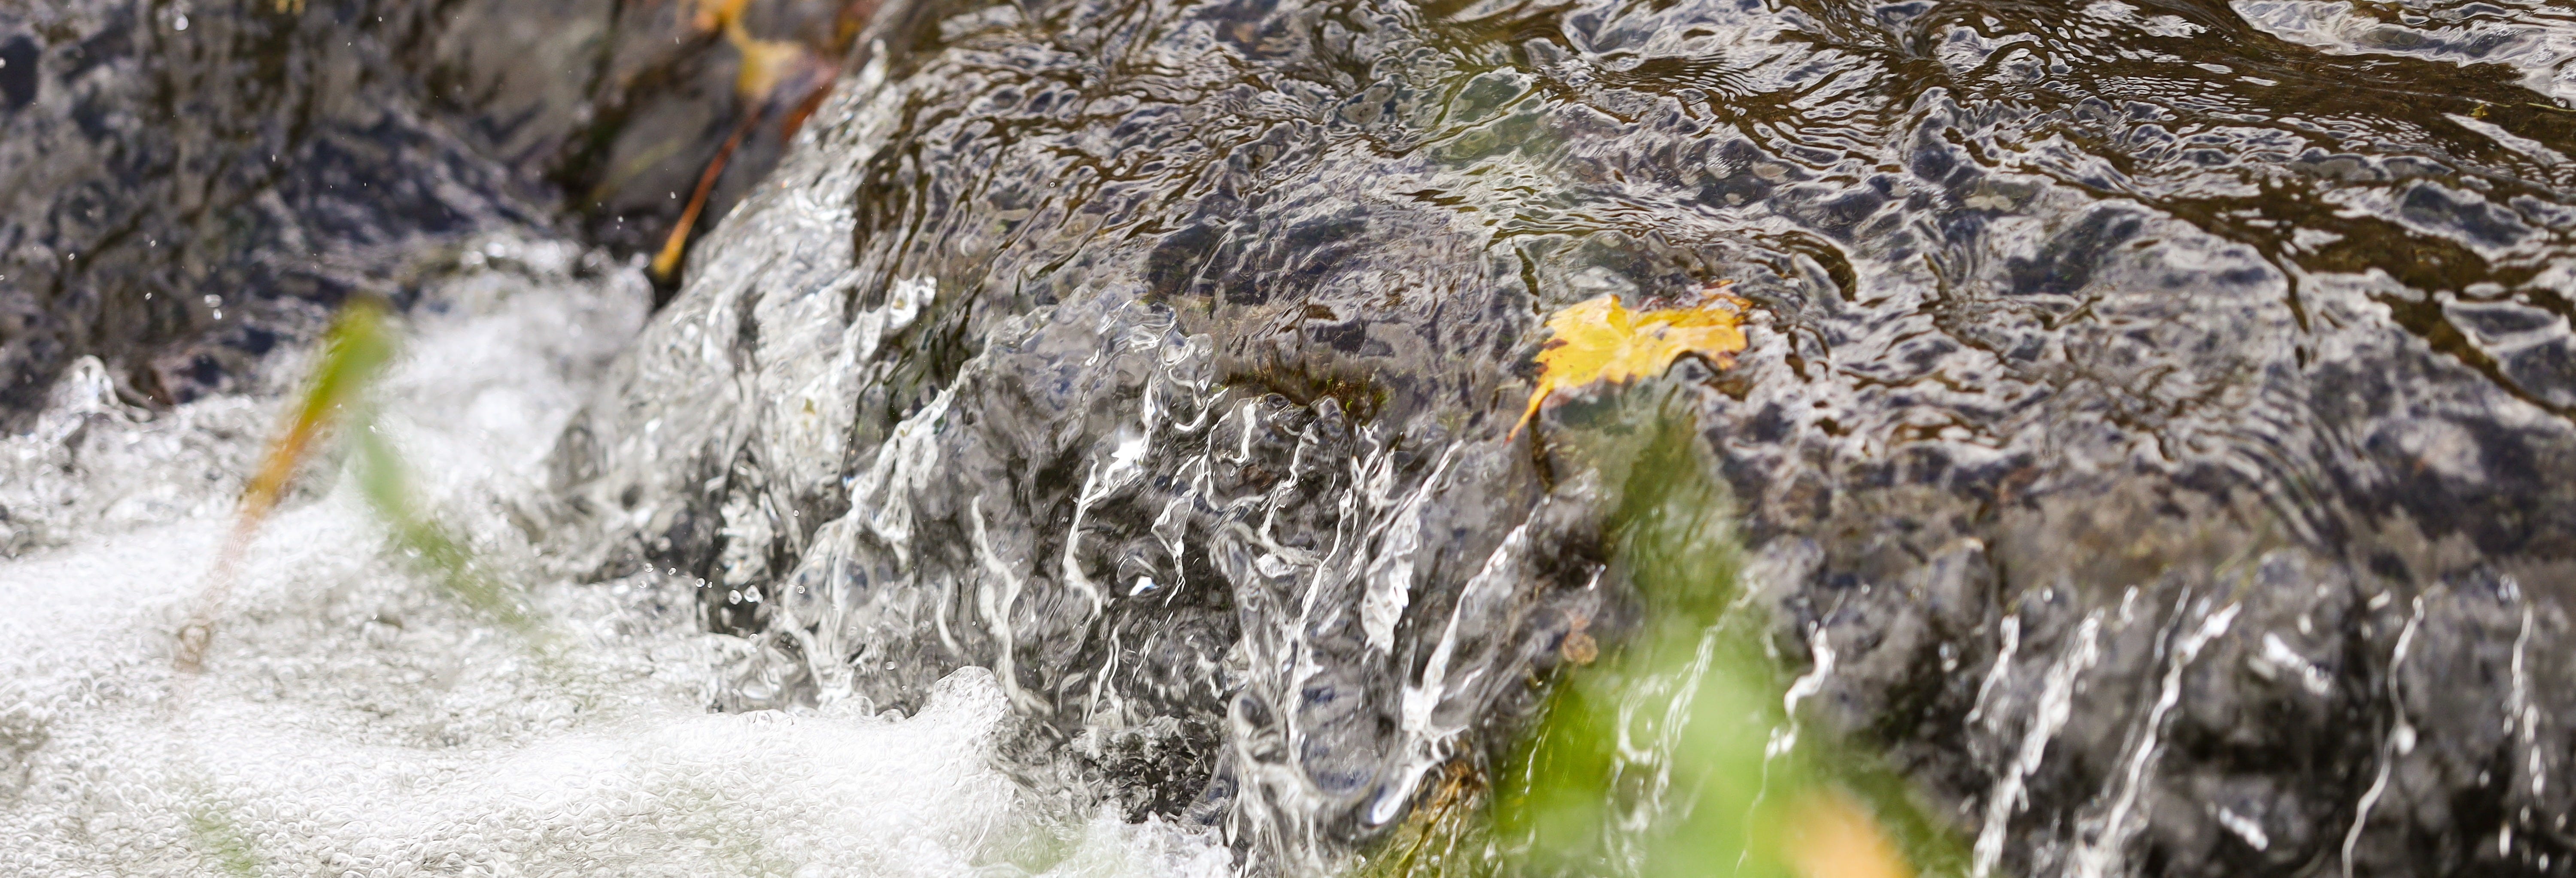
(649, 110), (763, 283)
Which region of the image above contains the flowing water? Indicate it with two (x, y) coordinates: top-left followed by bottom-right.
(0, 237), (1230, 876)
(6, 0), (2576, 875)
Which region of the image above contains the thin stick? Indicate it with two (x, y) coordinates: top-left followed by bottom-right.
(650, 111), (763, 282)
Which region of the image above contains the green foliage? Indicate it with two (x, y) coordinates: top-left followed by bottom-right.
(1369, 396), (1961, 878)
(350, 415), (539, 635)
(1492, 407), (1812, 877)
(316, 302), (542, 637)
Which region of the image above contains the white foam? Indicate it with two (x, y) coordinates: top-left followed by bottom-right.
(0, 243), (1230, 878)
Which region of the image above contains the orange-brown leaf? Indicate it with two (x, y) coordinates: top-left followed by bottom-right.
(1511, 290), (1748, 440)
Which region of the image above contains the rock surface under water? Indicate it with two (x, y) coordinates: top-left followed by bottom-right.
(540, 0), (2576, 873)
(6, 0), (2576, 874)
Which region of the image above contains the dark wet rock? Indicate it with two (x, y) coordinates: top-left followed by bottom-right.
(555, 0), (2576, 867)
(0, 0), (862, 428)
(0, 33), (37, 110)
(15, 0), (2557, 870)
(542, 0), (2576, 872)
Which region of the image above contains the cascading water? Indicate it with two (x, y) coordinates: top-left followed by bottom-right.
(6, 0), (2576, 875)
(0, 237), (1232, 876)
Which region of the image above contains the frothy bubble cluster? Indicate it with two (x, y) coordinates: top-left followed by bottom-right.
(0, 240), (1230, 878)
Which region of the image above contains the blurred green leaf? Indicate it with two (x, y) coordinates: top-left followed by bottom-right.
(1370, 398), (1961, 878)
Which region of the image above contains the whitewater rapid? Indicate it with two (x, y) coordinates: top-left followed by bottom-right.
(0, 238), (1229, 878)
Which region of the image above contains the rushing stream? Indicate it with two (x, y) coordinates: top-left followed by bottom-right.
(7, 0), (2576, 875)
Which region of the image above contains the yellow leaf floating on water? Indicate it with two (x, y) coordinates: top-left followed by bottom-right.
(1511, 288), (1750, 440)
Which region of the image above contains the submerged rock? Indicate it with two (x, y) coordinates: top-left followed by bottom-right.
(8, 0), (2573, 872)
(548, 0), (2576, 872)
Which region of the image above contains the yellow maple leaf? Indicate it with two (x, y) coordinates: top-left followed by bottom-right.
(1511, 289), (1749, 440)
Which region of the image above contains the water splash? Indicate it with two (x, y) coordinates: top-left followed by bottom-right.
(2343, 596), (2426, 878)
(1976, 610), (2104, 878)
(0, 244), (1227, 876)
(2068, 597), (2241, 878)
